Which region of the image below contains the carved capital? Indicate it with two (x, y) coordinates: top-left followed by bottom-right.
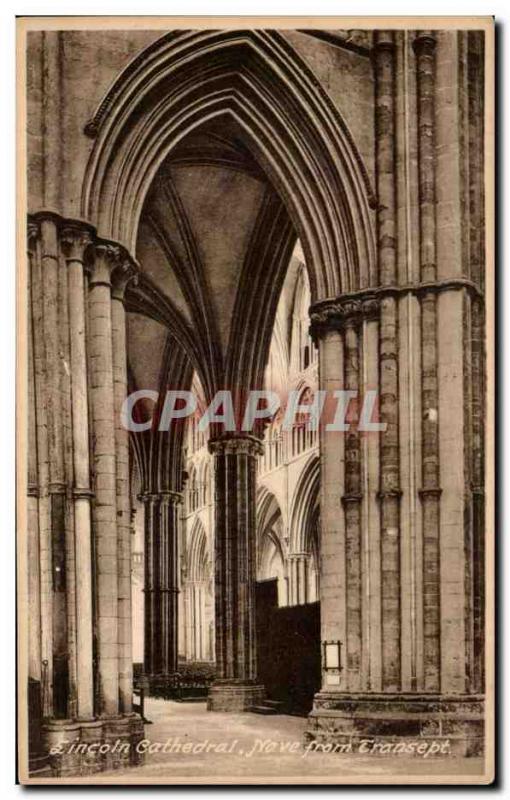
(60, 224), (94, 263)
(158, 490), (183, 507)
(361, 294), (380, 321)
(413, 30), (437, 57)
(89, 242), (123, 287)
(111, 259), (139, 301)
(310, 294), (380, 341)
(208, 433), (264, 458)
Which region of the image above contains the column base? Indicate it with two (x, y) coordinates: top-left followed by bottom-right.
(40, 713), (145, 777)
(207, 681), (265, 712)
(306, 693), (484, 758)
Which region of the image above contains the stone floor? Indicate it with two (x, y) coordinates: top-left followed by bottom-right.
(100, 698), (487, 784)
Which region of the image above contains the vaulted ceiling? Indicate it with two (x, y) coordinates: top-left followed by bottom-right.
(125, 116), (297, 490)
(127, 115), (297, 406)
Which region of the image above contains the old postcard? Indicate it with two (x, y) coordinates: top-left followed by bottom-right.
(16, 15), (495, 784)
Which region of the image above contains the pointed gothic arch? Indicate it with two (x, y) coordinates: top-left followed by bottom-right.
(289, 454), (320, 554)
(82, 29), (376, 302)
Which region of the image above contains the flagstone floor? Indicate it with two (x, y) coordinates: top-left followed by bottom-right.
(97, 698), (488, 784)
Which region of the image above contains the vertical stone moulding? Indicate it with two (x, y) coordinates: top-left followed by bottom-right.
(373, 30), (402, 694)
(60, 224), (96, 723)
(87, 242), (120, 718)
(111, 259), (138, 714)
(413, 30), (442, 694)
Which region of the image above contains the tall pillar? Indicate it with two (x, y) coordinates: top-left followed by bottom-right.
(207, 434), (265, 712)
(27, 224), (42, 685)
(305, 28), (484, 758)
(28, 216), (145, 775)
(88, 243), (120, 716)
(342, 309), (363, 692)
(111, 261), (138, 713)
(413, 30), (442, 693)
(29, 220), (53, 718)
(143, 492), (181, 680)
(373, 30), (402, 693)
(60, 225), (95, 720)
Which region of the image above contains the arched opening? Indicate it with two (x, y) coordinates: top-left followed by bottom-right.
(256, 490), (286, 607)
(83, 28), (374, 713)
(184, 520), (214, 663)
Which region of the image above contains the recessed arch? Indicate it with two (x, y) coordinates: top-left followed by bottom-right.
(188, 517), (210, 583)
(289, 454), (320, 553)
(82, 29), (376, 300)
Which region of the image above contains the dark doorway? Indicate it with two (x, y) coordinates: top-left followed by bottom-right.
(255, 578), (321, 715)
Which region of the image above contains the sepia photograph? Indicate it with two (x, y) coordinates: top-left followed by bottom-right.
(15, 14), (495, 785)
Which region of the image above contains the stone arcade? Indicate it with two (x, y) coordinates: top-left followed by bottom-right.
(24, 27), (486, 775)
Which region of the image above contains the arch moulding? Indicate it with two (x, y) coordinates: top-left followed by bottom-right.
(81, 29), (376, 302)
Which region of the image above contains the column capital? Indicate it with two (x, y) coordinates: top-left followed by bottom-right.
(208, 433), (264, 458)
(413, 30), (437, 56)
(309, 294), (380, 341)
(138, 490), (183, 506)
(158, 490), (183, 507)
(89, 241), (124, 287)
(60, 223), (94, 262)
(111, 259), (139, 302)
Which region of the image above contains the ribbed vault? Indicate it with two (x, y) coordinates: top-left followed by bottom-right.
(83, 29), (376, 495)
(82, 29), (376, 299)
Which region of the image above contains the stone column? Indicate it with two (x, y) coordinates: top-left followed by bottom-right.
(313, 323), (346, 693)
(413, 30), (442, 693)
(88, 243), (120, 716)
(111, 261), (138, 713)
(141, 494), (156, 676)
(342, 306), (362, 692)
(142, 491), (181, 679)
(288, 553), (309, 606)
(305, 30), (484, 758)
(28, 219), (53, 717)
(60, 224), (95, 720)
(373, 30), (402, 693)
(40, 215), (69, 718)
(27, 224), (42, 685)
(207, 434), (265, 711)
(162, 493), (181, 675)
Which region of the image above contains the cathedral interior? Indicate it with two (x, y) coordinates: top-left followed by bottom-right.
(23, 26), (487, 776)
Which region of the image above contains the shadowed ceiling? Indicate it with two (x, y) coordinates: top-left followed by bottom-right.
(128, 115), (297, 406)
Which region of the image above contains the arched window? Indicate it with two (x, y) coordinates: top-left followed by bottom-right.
(290, 266), (316, 375)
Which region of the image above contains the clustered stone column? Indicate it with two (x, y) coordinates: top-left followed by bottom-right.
(309, 297), (380, 698)
(288, 553), (310, 606)
(26, 214), (145, 776)
(141, 491), (181, 680)
(207, 434), (265, 711)
(60, 225), (96, 721)
(111, 261), (138, 713)
(305, 28), (485, 758)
